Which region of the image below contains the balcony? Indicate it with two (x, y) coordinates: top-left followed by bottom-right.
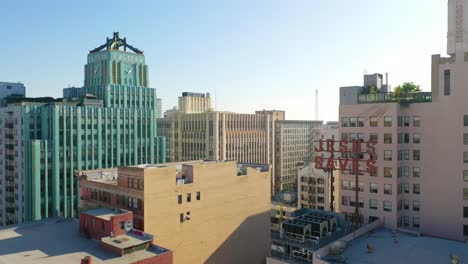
(358, 92), (432, 104)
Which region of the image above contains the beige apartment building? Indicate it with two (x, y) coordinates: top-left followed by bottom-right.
(76, 160), (271, 264)
(297, 163), (340, 213)
(337, 0), (468, 242)
(273, 121), (322, 193)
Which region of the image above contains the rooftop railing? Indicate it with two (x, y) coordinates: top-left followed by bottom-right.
(358, 92), (432, 104)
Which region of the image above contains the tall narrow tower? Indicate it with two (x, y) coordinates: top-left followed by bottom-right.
(448, 0), (468, 55)
(315, 89), (319, 120)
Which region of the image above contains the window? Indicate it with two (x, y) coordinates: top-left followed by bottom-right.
(384, 116), (392, 127)
(384, 167), (392, 178)
(384, 150), (392, 161)
(403, 216), (409, 228)
(413, 150), (420, 161)
(370, 133), (378, 143)
(404, 133), (410, 144)
(350, 117), (357, 127)
(404, 183), (410, 193)
(358, 182), (364, 192)
(120, 221), (125, 230)
(403, 116), (410, 127)
(370, 183), (378, 193)
(370, 166), (378, 177)
(403, 150), (410, 160)
(178, 195), (182, 204)
(413, 200), (420, 212)
(464, 188), (468, 200)
(464, 207), (468, 218)
(186, 211), (191, 220)
(384, 184), (392, 195)
(403, 166), (410, 177)
(413, 184), (420, 194)
(180, 213), (184, 223)
(196, 192), (201, 200)
(413, 116), (420, 127)
(444, 69), (450, 96)
(342, 196), (349, 206)
(342, 133), (349, 140)
(464, 225), (468, 236)
(413, 167), (420, 178)
(370, 116), (378, 127)
(384, 133), (392, 144)
(357, 133), (364, 142)
(383, 201), (392, 212)
(342, 180), (349, 190)
(357, 117), (364, 127)
(465, 115), (468, 127)
(350, 181), (356, 191)
(413, 217), (420, 228)
(342, 117), (349, 127)
(413, 133), (421, 144)
(187, 193), (191, 202)
(465, 170), (468, 181)
(369, 199), (377, 210)
(404, 199), (409, 210)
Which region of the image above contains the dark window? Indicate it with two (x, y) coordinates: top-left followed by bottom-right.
(196, 192), (201, 200)
(464, 225), (468, 236)
(180, 213), (184, 223)
(464, 207), (468, 218)
(186, 211), (191, 220)
(464, 115), (468, 127)
(444, 70), (450, 96)
(120, 221), (125, 229)
(187, 193), (191, 202)
(178, 195), (182, 204)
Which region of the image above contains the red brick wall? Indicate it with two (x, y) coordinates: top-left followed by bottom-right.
(130, 251), (173, 264)
(79, 211), (133, 240)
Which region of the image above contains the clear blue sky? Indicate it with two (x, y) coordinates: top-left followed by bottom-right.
(1, 0), (447, 121)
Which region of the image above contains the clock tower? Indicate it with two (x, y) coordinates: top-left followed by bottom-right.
(83, 32), (155, 110)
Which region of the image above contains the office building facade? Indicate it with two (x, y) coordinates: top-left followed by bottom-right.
(0, 33), (165, 226)
(274, 121), (322, 193)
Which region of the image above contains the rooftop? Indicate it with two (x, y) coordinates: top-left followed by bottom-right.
(101, 231), (152, 250)
(0, 218), (170, 264)
(83, 208), (129, 221)
(328, 228), (468, 264)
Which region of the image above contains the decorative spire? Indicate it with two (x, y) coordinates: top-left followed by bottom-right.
(90, 32), (143, 54)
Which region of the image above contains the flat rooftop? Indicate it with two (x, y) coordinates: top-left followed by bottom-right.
(102, 232), (152, 249)
(0, 218), (170, 264)
(332, 228), (468, 264)
(83, 208), (127, 221)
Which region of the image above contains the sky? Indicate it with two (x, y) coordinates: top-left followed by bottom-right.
(1, 0), (447, 122)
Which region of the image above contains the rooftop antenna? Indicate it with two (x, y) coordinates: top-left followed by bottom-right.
(315, 89), (319, 120)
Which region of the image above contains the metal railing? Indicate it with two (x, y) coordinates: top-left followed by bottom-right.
(358, 92), (432, 104)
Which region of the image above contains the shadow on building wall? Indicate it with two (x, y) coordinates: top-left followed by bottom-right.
(205, 211), (270, 264)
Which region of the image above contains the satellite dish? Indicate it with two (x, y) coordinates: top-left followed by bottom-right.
(124, 220), (133, 232)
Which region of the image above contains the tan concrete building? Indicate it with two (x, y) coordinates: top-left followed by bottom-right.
(297, 163), (340, 212)
(337, 0), (468, 242)
(76, 160), (271, 264)
(178, 92), (212, 114)
(273, 121), (322, 193)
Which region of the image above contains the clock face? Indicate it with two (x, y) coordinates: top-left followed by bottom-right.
(93, 63), (101, 75)
(125, 64), (134, 75)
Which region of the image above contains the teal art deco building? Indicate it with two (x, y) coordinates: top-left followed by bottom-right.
(0, 33), (165, 226)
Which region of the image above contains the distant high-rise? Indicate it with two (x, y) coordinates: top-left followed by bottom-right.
(156, 97), (163, 118)
(0, 33), (165, 226)
(178, 92), (212, 114)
